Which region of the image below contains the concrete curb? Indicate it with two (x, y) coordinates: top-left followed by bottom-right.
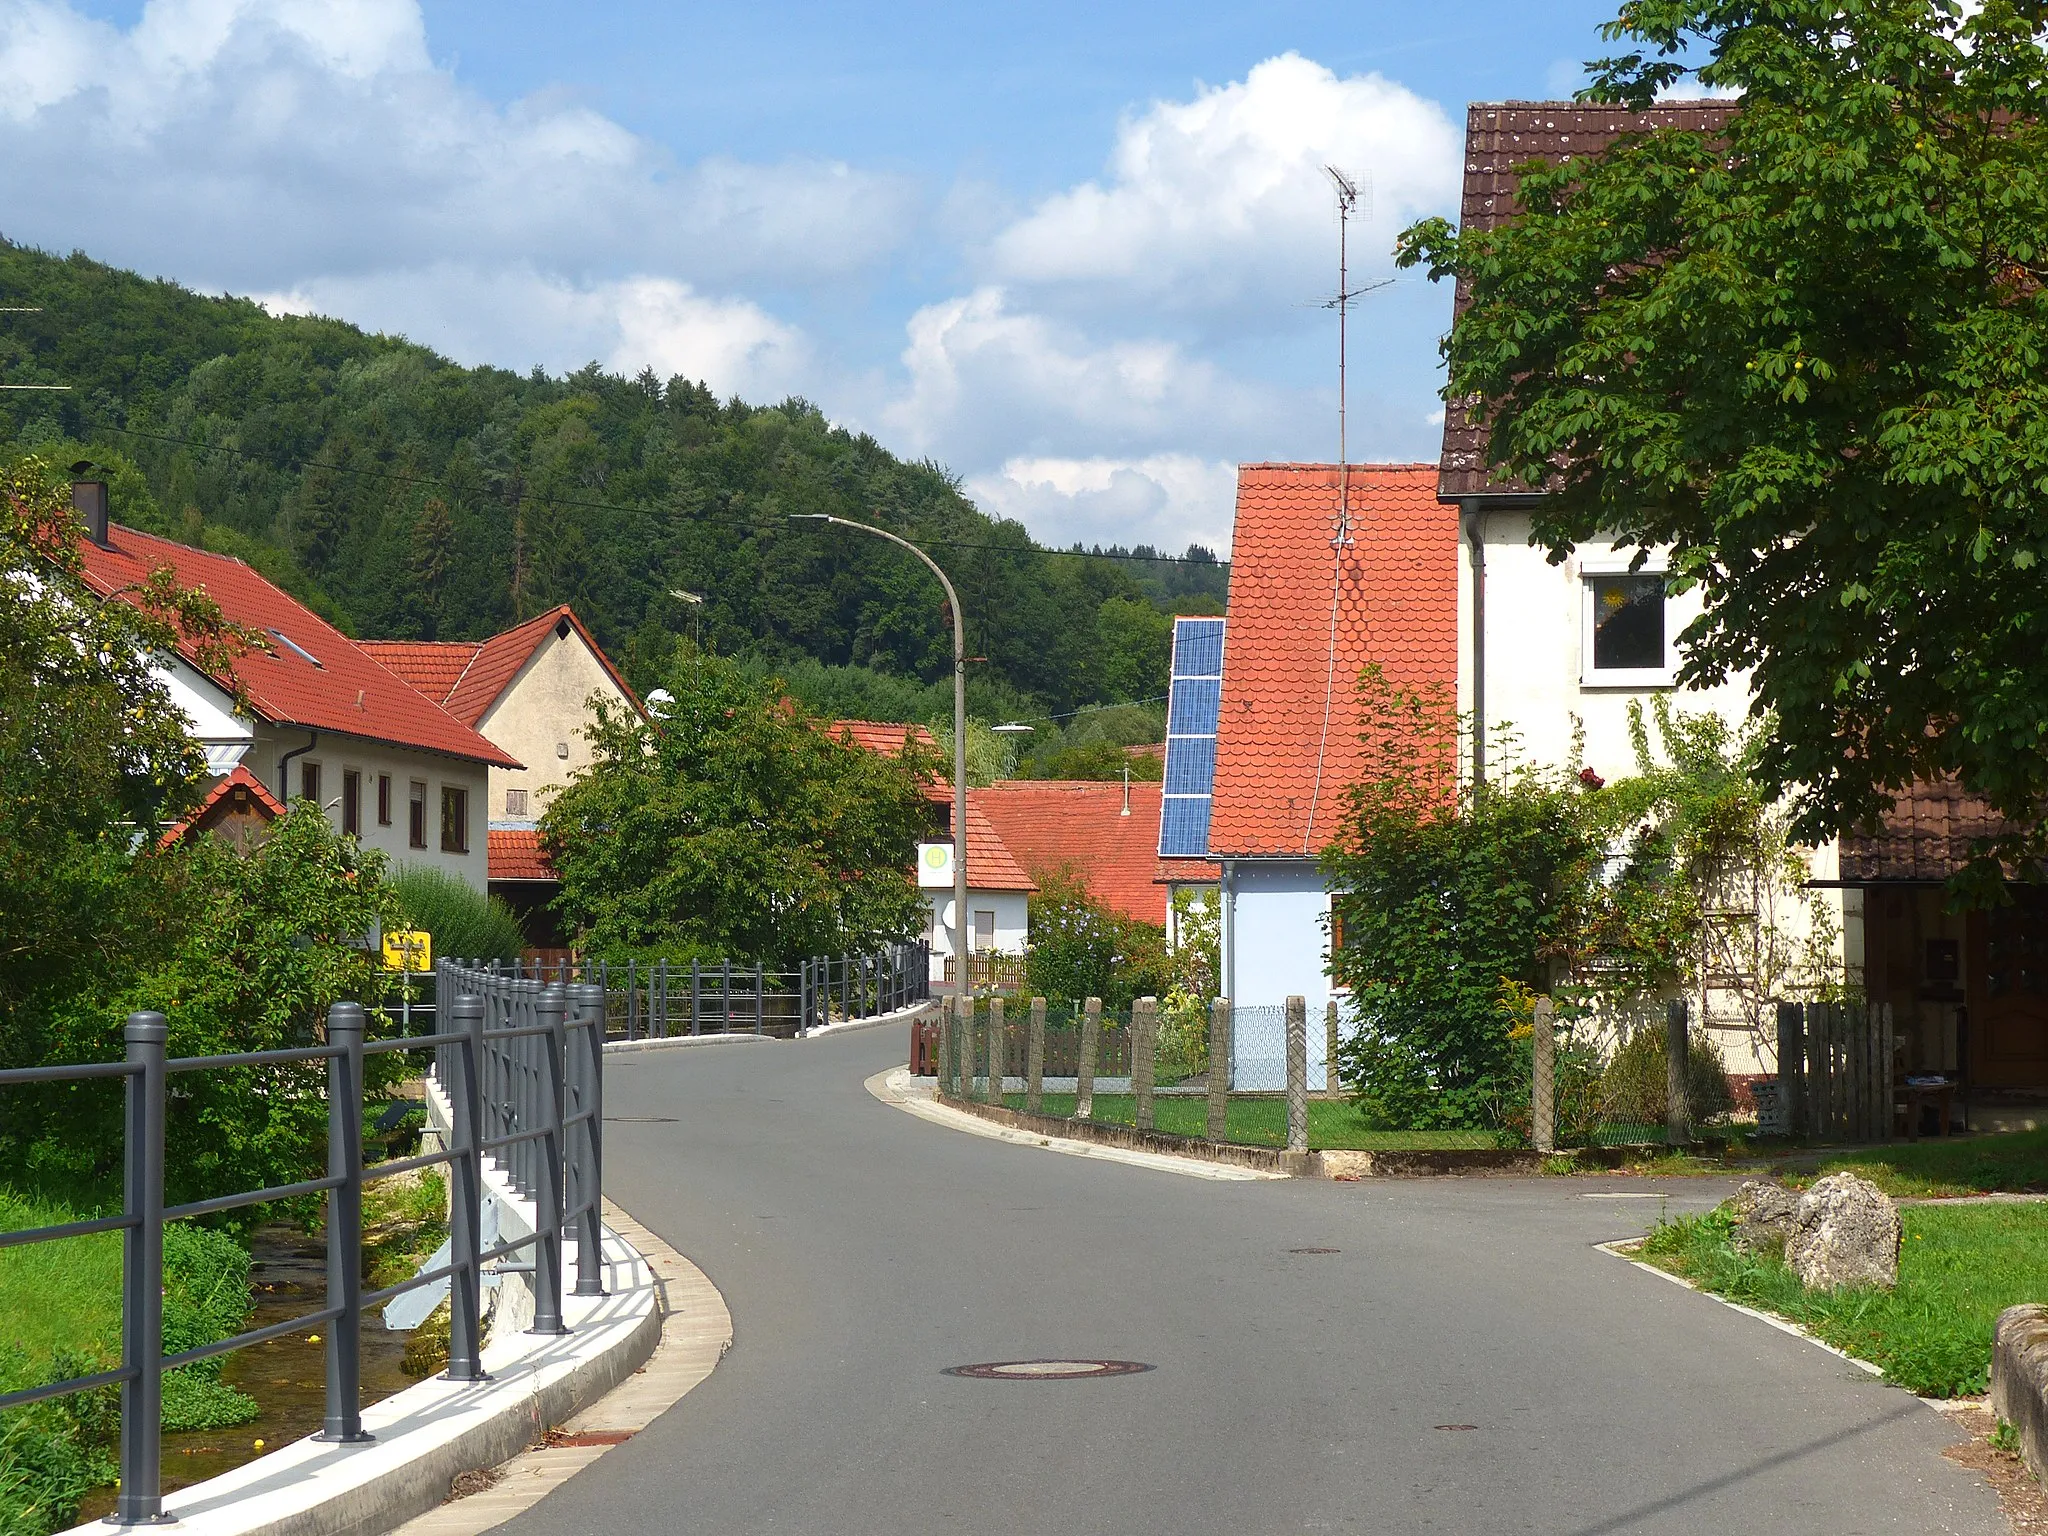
(388, 1199), (733, 1536)
(799, 1000), (937, 1040)
(870, 1069), (1283, 1182)
(916, 1085), (1551, 1179)
(603, 1032), (777, 1055)
(62, 1231), (665, 1536)
(1992, 1304), (2048, 1483)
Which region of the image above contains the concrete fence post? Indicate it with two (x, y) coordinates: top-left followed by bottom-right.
(985, 996), (1005, 1105)
(1026, 997), (1046, 1114)
(1531, 995), (1556, 1154)
(1285, 995), (1308, 1155)
(1665, 997), (1691, 1148)
(1207, 997), (1230, 1142)
(1075, 997), (1101, 1121)
(957, 993), (977, 1099)
(1324, 999), (1341, 1099)
(1133, 997), (1158, 1130)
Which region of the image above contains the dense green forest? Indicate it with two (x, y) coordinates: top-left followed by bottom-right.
(0, 241), (1225, 741)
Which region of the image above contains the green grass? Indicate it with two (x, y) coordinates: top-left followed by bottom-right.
(1768, 1127), (2048, 1198)
(999, 1092), (1503, 1150)
(1639, 1201), (2048, 1396)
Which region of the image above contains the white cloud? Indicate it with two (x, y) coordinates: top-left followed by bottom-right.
(876, 286), (1289, 467)
(965, 455), (1238, 557)
(0, 0), (911, 315)
(983, 52), (1460, 316)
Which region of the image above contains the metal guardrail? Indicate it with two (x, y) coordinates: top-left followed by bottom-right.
(0, 971), (606, 1526)
(451, 940), (931, 1040)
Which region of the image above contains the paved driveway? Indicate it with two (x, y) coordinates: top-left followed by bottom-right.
(505, 1023), (1999, 1535)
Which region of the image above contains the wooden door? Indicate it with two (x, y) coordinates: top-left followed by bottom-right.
(1966, 893), (2048, 1087)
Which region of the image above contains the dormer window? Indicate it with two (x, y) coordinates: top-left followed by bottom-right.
(1581, 554), (1673, 688)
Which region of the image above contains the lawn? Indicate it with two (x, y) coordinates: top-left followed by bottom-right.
(1768, 1127), (2048, 1198)
(1638, 1200), (2048, 1396)
(1000, 1092), (1502, 1151)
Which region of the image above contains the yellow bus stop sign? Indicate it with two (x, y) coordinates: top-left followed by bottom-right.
(382, 930), (432, 972)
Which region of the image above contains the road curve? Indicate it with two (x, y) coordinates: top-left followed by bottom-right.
(502, 1023), (1999, 1535)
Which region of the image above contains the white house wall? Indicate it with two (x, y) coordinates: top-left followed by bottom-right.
(238, 728), (491, 892)
(925, 889), (1029, 983)
(476, 628), (633, 825)
(1224, 860), (1333, 1091)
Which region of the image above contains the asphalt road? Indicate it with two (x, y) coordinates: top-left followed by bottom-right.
(506, 1022), (2001, 1536)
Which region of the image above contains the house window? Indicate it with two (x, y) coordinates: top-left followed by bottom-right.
(341, 770), (361, 837)
(1581, 557), (1673, 686)
(377, 774), (392, 826)
(300, 760), (321, 806)
(441, 785), (469, 854)
(408, 781), (428, 849)
(504, 787), (529, 817)
(972, 910), (995, 954)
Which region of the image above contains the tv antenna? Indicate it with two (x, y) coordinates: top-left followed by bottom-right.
(1321, 168), (1389, 545)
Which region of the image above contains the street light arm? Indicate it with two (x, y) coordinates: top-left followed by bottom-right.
(790, 514), (971, 996)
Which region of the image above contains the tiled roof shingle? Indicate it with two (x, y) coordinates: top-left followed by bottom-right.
(1209, 463), (1458, 858)
(488, 827), (556, 882)
(975, 781), (1213, 926)
(1840, 781), (2029, 883)
(1440, 99), (1741, 499)
(77, 525), (520, 768)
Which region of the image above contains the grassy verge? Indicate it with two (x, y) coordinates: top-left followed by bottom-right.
(1767, 1127), (2048, 1198)
(997, 1092), (1502, 1150)
(1638, 1200), (2048, 1396)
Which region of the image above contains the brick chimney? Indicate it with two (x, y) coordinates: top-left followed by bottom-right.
(71, 467), (110, 548)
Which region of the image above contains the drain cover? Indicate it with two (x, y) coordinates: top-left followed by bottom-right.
(1289, 1247), (1341, 1254)
(945, 1359), (1153, 1381)
(1434, 1424), (1479, 1432)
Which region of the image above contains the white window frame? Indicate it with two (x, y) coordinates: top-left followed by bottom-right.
(1579, 551), (1676, 689)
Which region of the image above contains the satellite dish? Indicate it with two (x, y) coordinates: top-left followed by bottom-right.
(940, 900), (956, 929)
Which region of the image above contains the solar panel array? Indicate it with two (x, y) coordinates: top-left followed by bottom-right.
(1159, 616), (1224, 858)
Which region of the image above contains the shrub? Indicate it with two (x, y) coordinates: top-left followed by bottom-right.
(393, 866), (525, 962)
(1023, 870), (1168, 1008)
(1597, 1025), (1735, 1129)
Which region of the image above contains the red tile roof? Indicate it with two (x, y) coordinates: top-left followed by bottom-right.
(828, 720), (937, 756)
(974, 780), (1214, 926)
(77, 525), (520, 768)
(488, 827), (556, 883)
(1440, 100), (1740, 498)
(157, 764), (285, 849)
(356, 640), (478, 702)
(1839, 781), (2028, 883)
(1155, 857), (1222, 887)
(920, 786), (1036, 892)
(1209, 464), (1458, 858)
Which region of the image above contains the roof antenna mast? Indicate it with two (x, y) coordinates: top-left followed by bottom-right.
(1323, 166), (1365, 547)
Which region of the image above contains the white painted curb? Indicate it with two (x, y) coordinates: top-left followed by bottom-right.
(868, 1067), (1282, 1182)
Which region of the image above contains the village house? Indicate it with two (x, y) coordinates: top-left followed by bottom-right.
(72, 478), (518, 890)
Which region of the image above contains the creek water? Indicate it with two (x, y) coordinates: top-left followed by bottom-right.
(73, 1222), (420, 1521)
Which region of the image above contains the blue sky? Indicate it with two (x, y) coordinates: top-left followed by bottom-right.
(5, 0), (1628, 552)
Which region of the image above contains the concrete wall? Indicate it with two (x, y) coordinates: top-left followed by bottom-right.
(476, 625), (634, 826)
(1222, 859), (1334, 1091)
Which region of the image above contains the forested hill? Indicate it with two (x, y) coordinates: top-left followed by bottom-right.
(0, 240), (1227, 724)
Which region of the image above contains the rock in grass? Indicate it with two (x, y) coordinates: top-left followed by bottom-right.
(1731, 1180), (1799, 1255)
(1788, 1172), (1899, 1291)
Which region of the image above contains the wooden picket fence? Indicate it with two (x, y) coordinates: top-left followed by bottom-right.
(1775, 1001), (1895, 1143)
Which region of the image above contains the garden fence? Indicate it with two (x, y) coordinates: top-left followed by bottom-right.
(0, 967), (606, 1525)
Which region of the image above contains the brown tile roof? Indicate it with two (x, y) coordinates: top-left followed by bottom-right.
(77, 525), (520, 768)
(975, 780), (1194, 926)
(1209, 464), (1458, 859)
(1439, 99), (1741, 500)
(1840, 781), (2028, 883)
(488, 827), (556, 883)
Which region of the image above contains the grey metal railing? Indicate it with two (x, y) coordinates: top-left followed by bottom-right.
(471, 940), (930, 1041)
(0, 974), (607, 1525)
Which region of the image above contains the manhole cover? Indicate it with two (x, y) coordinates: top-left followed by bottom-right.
(1434, 1424), (1479, 1432)
(1289, 1247), (1341, 1255)
(605, 1116), (678, 1123)
(945, 1359), (1153, 1381)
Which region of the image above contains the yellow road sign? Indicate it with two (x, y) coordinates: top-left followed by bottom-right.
(382, 930), (432, 972)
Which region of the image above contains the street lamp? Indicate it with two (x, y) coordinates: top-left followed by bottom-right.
(790, 515), (969, 992)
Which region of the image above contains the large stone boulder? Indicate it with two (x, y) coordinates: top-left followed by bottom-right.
(1786, 1172), (1900, 1291)
(1731, 1180), (1799, 1255)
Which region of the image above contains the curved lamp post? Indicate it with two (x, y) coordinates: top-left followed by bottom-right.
(790, 515), (968, 994)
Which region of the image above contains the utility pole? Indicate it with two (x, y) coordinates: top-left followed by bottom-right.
(791, 516), (968, 992)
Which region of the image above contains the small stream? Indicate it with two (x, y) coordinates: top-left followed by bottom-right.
(73, 1222), (420, 1521)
